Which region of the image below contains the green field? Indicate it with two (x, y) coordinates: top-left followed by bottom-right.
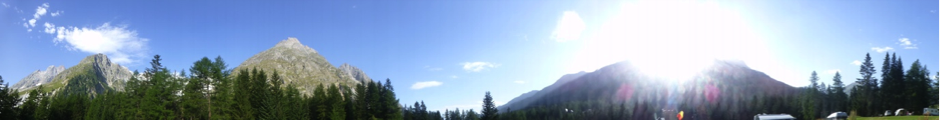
(853, 116), (939, 120)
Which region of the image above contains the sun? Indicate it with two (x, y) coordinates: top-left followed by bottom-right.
(566, 0), (768, 81)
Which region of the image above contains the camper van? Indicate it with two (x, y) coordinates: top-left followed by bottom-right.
(925, 108), (939, 116)
(753, 114), (796, 120)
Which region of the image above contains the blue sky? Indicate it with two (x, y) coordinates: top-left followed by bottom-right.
(0, 0), (937, 112)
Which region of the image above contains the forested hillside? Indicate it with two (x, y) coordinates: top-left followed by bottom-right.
(0, 52), (934, 120)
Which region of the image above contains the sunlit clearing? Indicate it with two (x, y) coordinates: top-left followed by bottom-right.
(567, 0), (771, 82)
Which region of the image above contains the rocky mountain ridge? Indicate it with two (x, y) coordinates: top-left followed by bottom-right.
(12, 65), (66, 90)
(234, 37), (366, 95)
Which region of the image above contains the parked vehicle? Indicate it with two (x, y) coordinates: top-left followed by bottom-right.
(924, 108), (939, 116)
(753, 114), (796, 120)
(826, 112), (848, 120)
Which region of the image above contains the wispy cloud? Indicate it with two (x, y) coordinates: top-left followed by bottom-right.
(50, 11), (63, 17)
(551, 11), (586, 42)
(1, 2), (8, 7)
(851, 60), (862, 66)
(33, 3), (48, 19)
(897, 37), (917, 49)
(28, 19), (36, 28)
(424, 65), (443, 71)
(514, 81), (526, 84)
(51, 23), (150, 65)
(450, 75), (458, 79)
(871, 47), (893, 53)
(23, 3), (56, 32)
(26, 3), (49, 28)
(43, 22), (55, 34)
(411, 81), (443, 90)
(462, 62), (499, 72)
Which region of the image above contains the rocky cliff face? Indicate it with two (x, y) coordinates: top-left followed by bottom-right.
(234, 37), (363, 95)
(12, 65), (66, 90)
(340, 63), (372, 84)
(40, 53), (132, 95)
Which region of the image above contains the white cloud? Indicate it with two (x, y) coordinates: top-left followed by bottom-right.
(450, 75), (458, 79)
(50, 11), (63, 17)
(551, 11), (586, 42)
(898, 37), (917, 49)
(851, 60), (862, 66)
(424, 65), (443, 71)
(43, 22), (55, 34)
(28, 19), (36, 27)
(462, 62), (499, 72)
(871, 47), (893, 53)
(24, 3), (51, 30)
(411, 81), (443, 90)
(514, 81), (525, 84)
(51, 23), (150, 65)
(33, 3), (48, 19)
(825, 69), (841, 75)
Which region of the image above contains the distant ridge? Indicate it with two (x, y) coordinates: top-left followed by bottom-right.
(13, 53), (133, 96)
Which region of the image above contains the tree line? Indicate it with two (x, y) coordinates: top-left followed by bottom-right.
(0, 52), (935, 120)
(0, 55), (435, 120)
(844, 53), (937, 117)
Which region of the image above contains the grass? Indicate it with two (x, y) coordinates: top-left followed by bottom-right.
(854, 116), (938, 120)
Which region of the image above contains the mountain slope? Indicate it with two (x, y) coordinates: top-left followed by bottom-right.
(500, 60), (798, 117)
(36, 53), (132, 95)
(498, 71), (588, 111)
(339, 63), (372, 84)
(234, 37), (362, 94)
(12, 65), (65, 90)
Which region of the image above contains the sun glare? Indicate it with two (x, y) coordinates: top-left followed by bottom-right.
(567, 0), (770, 81)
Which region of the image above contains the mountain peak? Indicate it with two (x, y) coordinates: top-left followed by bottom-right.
(274, 37), (317, 53)
(14, 65), (67, 90)
(339, 63), (372, 84)
(235, 37), (359, 95)
(81, 53), (111, 65)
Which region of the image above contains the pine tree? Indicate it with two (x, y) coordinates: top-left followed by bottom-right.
(141, 54), (180, 119)
(311, 84), (328, 120)
(209, 56), (232, 119)
(891, 55), (905, 109)
(855, 53), (878, 115)
(328, 84), (346, 120)
(234, 69), (255, 119)
(878, 53), (893, 114)
(0, 75), (20, 119)
(383, 78), (403, 119)
(831, 72), (847, 112)
(802, 71), (818, 120)
(481, 91), (499, 120)
(903, 60), (931, 113)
